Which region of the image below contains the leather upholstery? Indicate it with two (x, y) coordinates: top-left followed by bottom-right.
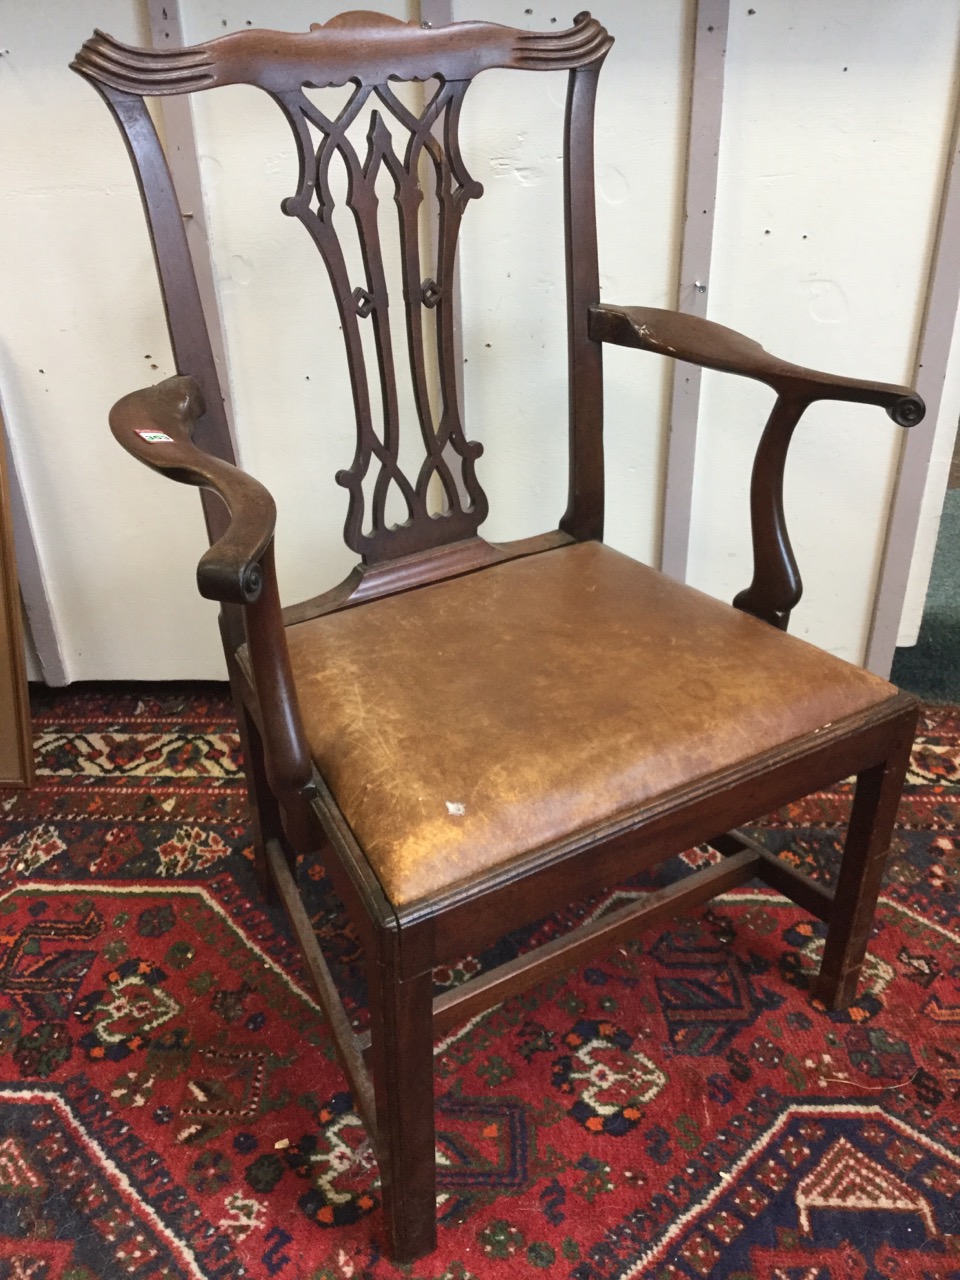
(284, 542), (896, 906)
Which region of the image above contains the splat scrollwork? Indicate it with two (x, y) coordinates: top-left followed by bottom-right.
(272, 77), (487, 560)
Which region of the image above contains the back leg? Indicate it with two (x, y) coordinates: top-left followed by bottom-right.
(226, 655), (292, 903)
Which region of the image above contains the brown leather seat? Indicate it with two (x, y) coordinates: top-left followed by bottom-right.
(284, 542), (896, 906)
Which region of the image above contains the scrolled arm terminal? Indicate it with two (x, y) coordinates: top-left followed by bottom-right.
(108, 376), (277, 604)
(887, 396), (925, 428)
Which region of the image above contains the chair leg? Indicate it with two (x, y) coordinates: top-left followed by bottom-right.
(226, 662), (290, 905)
(368, 940), (437, 1262)
(814, 732), (914, 1010)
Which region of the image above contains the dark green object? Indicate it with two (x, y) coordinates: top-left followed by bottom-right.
(892, 488), (960, 702)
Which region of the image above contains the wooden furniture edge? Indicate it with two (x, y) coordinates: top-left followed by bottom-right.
(0, 405), (34, 788)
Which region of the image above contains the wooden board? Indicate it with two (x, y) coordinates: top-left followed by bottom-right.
(0, 405), (33, 787)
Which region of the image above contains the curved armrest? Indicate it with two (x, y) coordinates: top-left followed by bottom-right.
(109, 376), (276, 603)
(589, 304), (924, 426)
(589, 303), (925, 631)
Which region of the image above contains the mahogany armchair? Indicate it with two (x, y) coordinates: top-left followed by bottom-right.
(73, 12), (924, 1262)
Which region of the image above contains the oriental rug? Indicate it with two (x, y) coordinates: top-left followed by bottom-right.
(0, 684), (958, 1279)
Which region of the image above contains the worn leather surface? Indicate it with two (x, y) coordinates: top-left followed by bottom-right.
(284, 542), (896, 907)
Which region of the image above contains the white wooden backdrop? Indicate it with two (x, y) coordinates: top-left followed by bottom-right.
(1, 0), (958, 681)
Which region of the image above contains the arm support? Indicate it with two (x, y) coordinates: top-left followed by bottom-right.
(111, 375), (315, 845)
(589, 304), (925, 629)
(109, 375), (276, 604)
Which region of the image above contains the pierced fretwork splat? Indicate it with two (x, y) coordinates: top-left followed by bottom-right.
(274, 78), (486, 562)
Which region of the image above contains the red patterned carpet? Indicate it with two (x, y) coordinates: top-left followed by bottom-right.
(0, 684), (958, 1279)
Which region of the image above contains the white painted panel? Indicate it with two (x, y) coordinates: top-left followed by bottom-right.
(187, 0), (688, 591)
(452, 1), (692, 561)
(0, 0), (225, 680)
(687, 2), (960, 662)
(181, 0), (417, 608)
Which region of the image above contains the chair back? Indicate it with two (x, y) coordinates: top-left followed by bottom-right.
(72, 11), (613, 563)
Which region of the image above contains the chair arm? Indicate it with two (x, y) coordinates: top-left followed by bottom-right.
(109, 376), (276, 604)
(113, 376), (316, 845)
(589, 304), (923, 425)
(588, 303), (925, 631)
